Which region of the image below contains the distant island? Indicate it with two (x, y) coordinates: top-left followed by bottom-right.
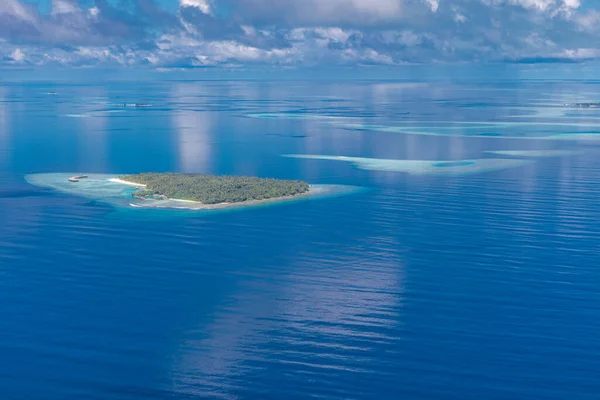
(117, 173), (310, 205)
(563, 102), (600, 108)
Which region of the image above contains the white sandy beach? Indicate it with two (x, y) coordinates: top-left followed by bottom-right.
(137, 189), (317, 209)
(108, 178), (147, 187)
(128, 188), (320, 210)
(169, 198), (203, 204)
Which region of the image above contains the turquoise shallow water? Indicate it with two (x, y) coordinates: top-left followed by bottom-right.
(1, 79), (600, 399)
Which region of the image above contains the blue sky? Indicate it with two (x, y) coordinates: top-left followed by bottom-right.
(1, 0), (600, 69)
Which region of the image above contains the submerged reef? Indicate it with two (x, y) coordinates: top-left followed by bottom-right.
(485, 150), (581, 157)
(284, 155), (531, 176)
(251, 111), (600, 141)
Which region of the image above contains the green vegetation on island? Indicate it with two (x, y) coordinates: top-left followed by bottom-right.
(120, 173), (310, 204)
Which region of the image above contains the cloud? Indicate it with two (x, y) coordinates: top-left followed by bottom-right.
(575, 9), (600, 31)
(425, 0), (440, 12)
(0, 0), (37, 24)
(484, 0), (580, 15)
(10, 48), (25, 62)
(51, 0), (79, 16)
(180, 0), (213, 14)
(0, 0), (600, 67)
(222, 0), (407, 26)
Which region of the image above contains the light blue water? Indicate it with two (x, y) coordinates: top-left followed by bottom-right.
(1, 79), (600, 399)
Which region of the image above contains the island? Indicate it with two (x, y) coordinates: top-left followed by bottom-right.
(563, 102), (600, 108)
(25, 172), (358, 212)
(116, 173), (310, 205)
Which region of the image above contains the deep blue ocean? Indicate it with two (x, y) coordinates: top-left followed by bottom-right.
(1, 79), (600, 399)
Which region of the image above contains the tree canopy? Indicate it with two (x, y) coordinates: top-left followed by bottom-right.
(120, 173), (310, 204)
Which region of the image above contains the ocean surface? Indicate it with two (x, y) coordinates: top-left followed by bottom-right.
(1, 79), (600, 399)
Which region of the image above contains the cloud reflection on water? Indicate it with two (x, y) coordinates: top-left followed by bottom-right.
(171, 240), (405, 399)
(172, 84), (213, 174)
(0, 87), (10, 169)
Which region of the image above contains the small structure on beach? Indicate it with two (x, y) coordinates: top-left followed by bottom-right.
(68, 175), (89, 182)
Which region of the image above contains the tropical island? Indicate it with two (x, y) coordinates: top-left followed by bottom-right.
(116, 173), (310, 205)
(25, 172), (357, 212)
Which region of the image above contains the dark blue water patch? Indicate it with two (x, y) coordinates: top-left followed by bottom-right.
(93, 128), (135, 133)
(0, 189), (51, 199)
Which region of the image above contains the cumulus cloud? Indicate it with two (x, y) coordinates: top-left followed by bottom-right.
(10, 48), (25, 62)
(179, 0), (213, 15)
(0, 0), (599, 67)
(222, 0), (407, 26)
(484, 0), (580, 14)
(425, 0), (440, 12)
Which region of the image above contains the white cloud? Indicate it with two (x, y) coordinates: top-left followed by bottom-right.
(203, 41), (297, 63)
(522, 32), (556, 49)
(450, 5), (467, 22)
(342, 48), (395, 64)
(563, 0), (580, 9)
(241, 25), (256, 36)
(10, 48), (25, 62)
(484, 0), (580, 13)
(0, 0), (37, 24)
(342, 0), (404, 17)
(313, 28), (354, 43)
(180, 0), (213, 15)
(88, 7), (100, 19)
(51, 0), (79, 16)
(559, 48), (600, 59)
(1, 0), (600, 68)
(232, 0), (405, 25)
(454, 12), (467, 22)
(512, 0), (555, 11)
(425, 0), (440, 12)
(575, 10), (600, 31)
